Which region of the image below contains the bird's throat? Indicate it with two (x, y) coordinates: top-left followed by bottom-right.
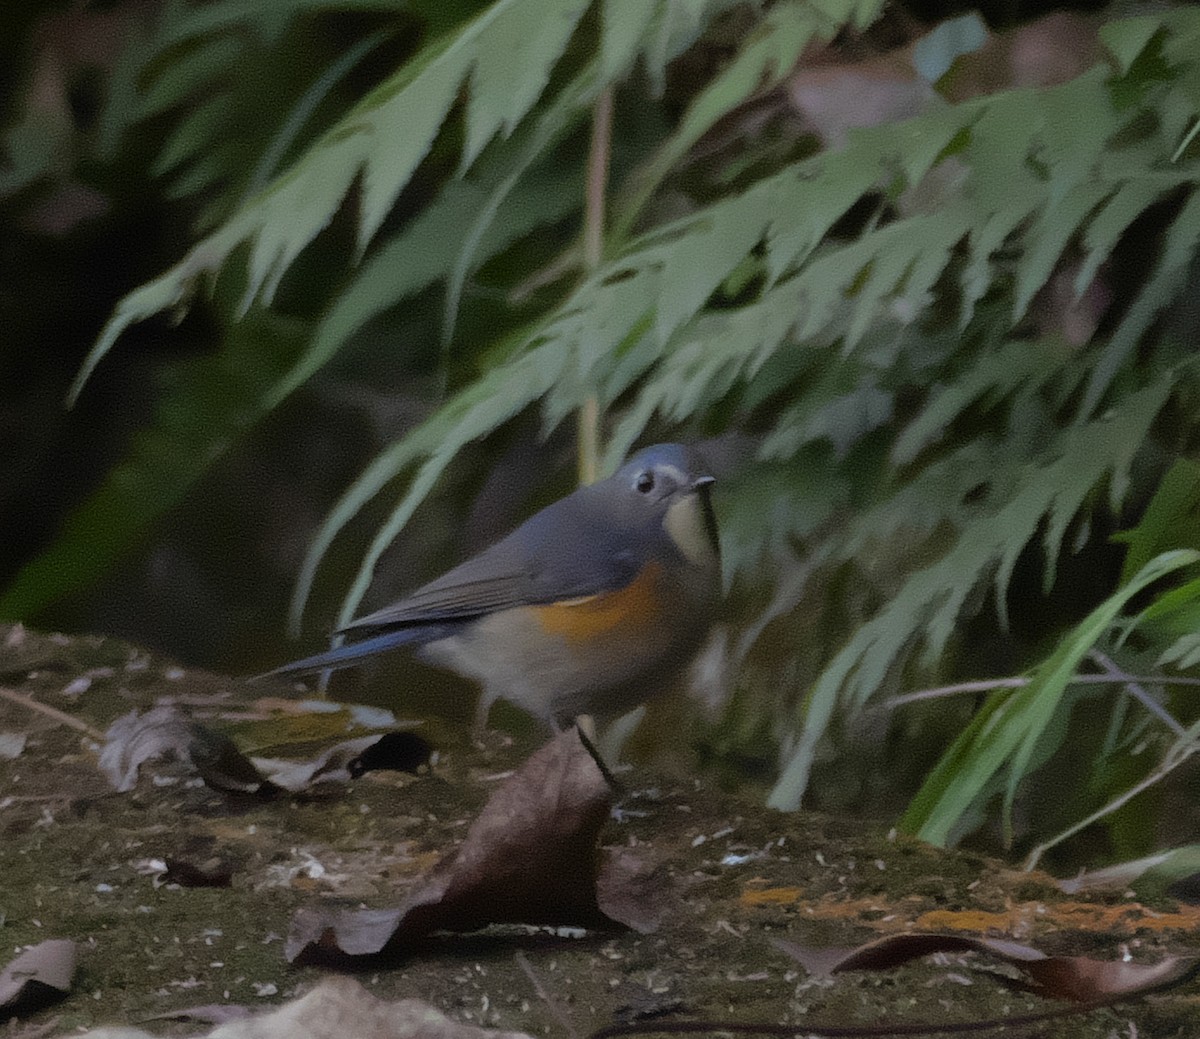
(664, 494), (719, 567)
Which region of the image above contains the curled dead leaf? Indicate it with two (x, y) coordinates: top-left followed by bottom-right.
(100, 706), (427, 796)
(771, 931), (1199, 1002)
(0, 939), (75, 1019)
(287, 728), (662, 963)
(99, 706), (270, 794)
(76, 977), (533, 1039)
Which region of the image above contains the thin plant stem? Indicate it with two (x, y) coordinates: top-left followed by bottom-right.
(1172, 116), (1200, 162)
(1023, 728), (1200, 871)
(0, 686), (106, 742)
(577, 86), (613, 486)
(584, 87), (613, 271)
(885, 672), (1200, 709)
(515, 950), (579, 1039)
(1086, 648), (1185, 735)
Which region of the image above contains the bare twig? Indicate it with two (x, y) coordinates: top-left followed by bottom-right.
(587, 982), (1189, 1039)
(1024, 721), (1200, 871)
(577, 85), (613, 487)
(885, 673), (1200, 710)
(508, 242), (582, 303)
(1086, 649), (1185, 735)
(0, 686), (105, 742)
(516, 950), (579, 1039)
(584, 87), (613, 272)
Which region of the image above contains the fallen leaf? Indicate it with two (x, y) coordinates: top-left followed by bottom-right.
(144, 1003), (253, 1025)
(346, 731), (432, 777)
(99, 706), (271, 795)
(220, 700), (414, 751)
(100, 706), (427, 796)
(787, 57), (932, 148)
(772, 931), (1199, 1001)
(162, 857), (235, 888)
(287, 728), (659, 962)
(76, 978), (535, 1038)
(0, 939), (75, 1018)
(215, 977), (531, 1039)
(1016, 954), (1199, 1002)
(0, 732), (27, 759)
(596, 848), (670, 934)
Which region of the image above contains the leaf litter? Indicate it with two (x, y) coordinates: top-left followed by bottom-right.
(0, 940), (75, 1019)
(99, 704), (430, 795)
(287, 728), (664, 963)
(6, 625), (1200, 1036)
(772, 931), (1199, 1001)
(75, 977), (534, 1039)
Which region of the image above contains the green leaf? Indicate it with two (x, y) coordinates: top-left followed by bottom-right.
(1063, 844), (1200, 898)
(1116, 458), (1200, 584)
(1012, 181), (1110, 321)
(613, 0), (885, 242)
(767, 378), (1176, 811)
(903, 549), (1200, 846)
(1100, 15), (1165, 75)
(1078, 189), (1200, 418)
(891, 341), (1066, 467)
(268, 124), (583, 409)
(1074, 175), (1178, 295)
(72, 0), (597, 403)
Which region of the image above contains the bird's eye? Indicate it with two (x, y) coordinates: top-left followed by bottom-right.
(635, 470), (655, 494)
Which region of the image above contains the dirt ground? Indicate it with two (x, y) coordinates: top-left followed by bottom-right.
(3, 623), (1199, 1037)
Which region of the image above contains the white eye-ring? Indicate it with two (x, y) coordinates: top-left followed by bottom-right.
(635, 470), (655, 494)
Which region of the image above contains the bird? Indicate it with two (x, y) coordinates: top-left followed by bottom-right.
(264, 443), (722, 730)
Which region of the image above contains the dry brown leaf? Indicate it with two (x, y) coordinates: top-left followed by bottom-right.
(772, 931), (1199, 1002)
(219, 978), (535, 1039)
(0, 939), (75, 1018)
(787, 57), (931, 148)
(161, 857), (235, 889)
(74, 978), (534, 1039)
(287, 729), (660, 962)
(99, 706), (269, 794)
(100, 706), (426, 796)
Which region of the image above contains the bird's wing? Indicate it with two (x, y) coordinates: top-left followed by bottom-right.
(339, 487), (641, 636)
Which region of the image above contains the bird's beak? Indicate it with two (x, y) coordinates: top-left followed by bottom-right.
(691, 475), (715, 491)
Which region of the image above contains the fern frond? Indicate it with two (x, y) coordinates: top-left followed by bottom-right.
(613, 0), (886, 241)
(891, 341), (1067, 466)
(291, 7), (1200, 635)
(767, 377), (1177, 810)
(288, 329), (568, 633)
(72, 0), (598, 404)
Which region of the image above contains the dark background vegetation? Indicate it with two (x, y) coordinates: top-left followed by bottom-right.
(2, 0), (1200, 876)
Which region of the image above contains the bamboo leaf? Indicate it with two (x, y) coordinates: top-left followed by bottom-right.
(903, 549), (1200, 846)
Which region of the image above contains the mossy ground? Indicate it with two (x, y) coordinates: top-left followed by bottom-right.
(2, 625), (1198, 1037)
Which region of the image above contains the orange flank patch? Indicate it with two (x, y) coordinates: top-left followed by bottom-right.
(532, 562), (665, 643)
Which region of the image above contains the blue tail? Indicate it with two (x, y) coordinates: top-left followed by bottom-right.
(257, 623), (457, 680)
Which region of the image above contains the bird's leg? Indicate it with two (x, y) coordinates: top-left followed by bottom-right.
(575, 713), (596, 741)
(472, 689), (497, 737)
